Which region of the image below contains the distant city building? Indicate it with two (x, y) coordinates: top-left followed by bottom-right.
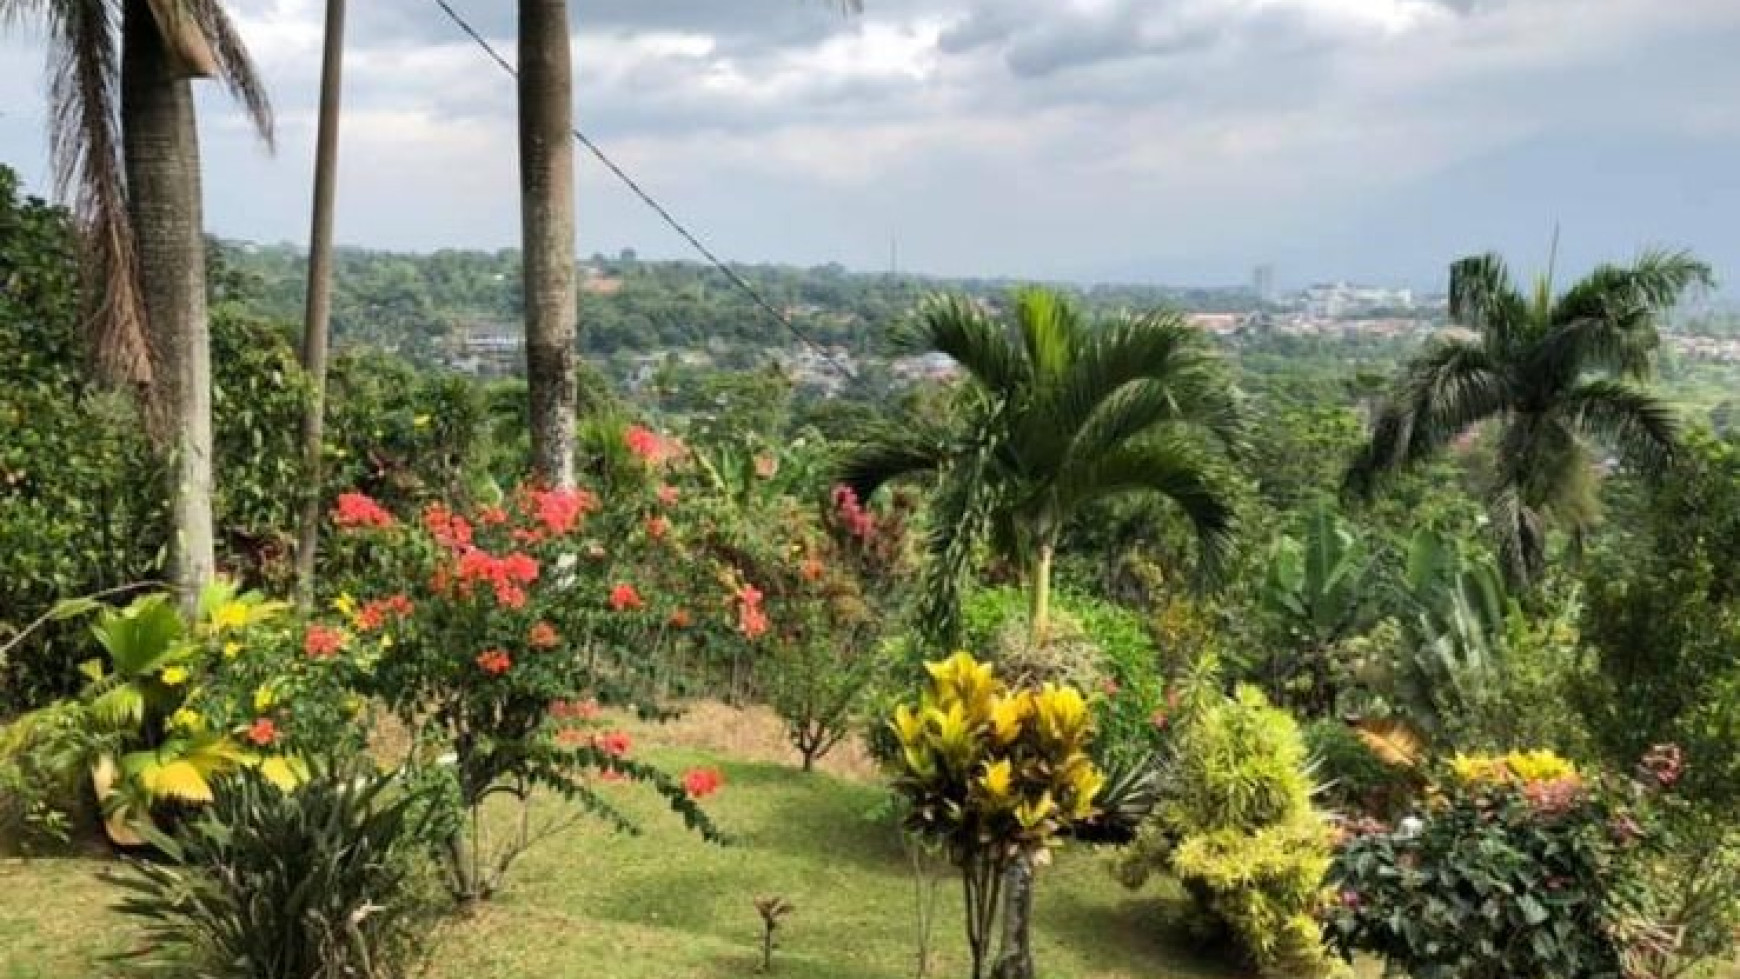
(1252, 264), (1276, 305)
(447, 322), (522, 377)
(1303, 282), (1415, 319)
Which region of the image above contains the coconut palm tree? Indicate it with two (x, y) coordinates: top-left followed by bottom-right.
(840, 287), (1244, 648)
(1346, 249), (1712, 584)
(4, 0), (272, 605)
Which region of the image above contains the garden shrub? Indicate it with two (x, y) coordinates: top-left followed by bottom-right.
(1325, 748), (1700, 979)
(323, 443), (728, 900)
(1304, 720), (1417, 819)
(961, 586), (1168, 764)
(1117, 677), (1344, 978)
(113, 764), (440, 979)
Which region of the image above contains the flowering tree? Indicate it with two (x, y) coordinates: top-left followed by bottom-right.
(324, 461), (729, 901)
(888, 652), (1104, 979)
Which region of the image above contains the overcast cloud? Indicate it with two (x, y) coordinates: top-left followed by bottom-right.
(1, 0), (1737, 287)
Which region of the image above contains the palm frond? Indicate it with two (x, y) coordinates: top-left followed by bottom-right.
(1542, 250), (1712, 380)
(1011, 286), (1081, 388)
(1052, 311), (1245, 463)
(836, 421), (953, 502)
(1055, 434), (1236, 578)
(1556, 249), (1714, 321)
(42, 0), (153, 390)
(182, 0), (273, 147)
(1555, 378), (1680, 472)
(1449, 253), (1528, 340)
(914, 442), (998, 649)
(898, 293), (1027, 398)
(1345, 340), (1510, 497)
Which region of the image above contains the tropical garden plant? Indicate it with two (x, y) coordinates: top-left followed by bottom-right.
(887, 652), (1106, 979)
(1347, 250), (1712, 584)
(322, 439), (731, 901)
(840, 287), (1244, 649)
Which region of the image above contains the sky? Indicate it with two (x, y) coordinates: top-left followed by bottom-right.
(2, 0), (1738, 290)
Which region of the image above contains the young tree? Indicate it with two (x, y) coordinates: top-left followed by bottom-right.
(5, 0), (274, 607)
(840, 288), (1243, 646)
(1347, 250), (1711, 584)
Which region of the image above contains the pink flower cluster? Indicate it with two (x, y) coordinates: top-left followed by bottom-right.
(831, 485), (875, 540)
(736, 582), (768, 640)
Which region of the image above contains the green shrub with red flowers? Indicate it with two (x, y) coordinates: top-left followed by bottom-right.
(321, 449), (734, 901)
(1324, 746), (1714, 979)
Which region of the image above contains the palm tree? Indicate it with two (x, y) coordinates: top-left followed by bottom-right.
(4, 0), (272, 605)
(1347, 250), (1712, 584)
(518, 0), (577, 489)
(840, 287), (1244, 648)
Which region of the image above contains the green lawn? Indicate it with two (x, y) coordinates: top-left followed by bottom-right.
(0, 744), (1244, 979)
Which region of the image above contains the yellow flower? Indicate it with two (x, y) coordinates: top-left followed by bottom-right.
(169, 707), (204, 732)
(333, 592), (357, 618)
(211, 601), (249, 632)
(1505, 749), (1577, 784)
(378, 633), (395, 650)
(253, 685), (277, 712)
(413, 414), (431, 428)
(160, 666), (189, 687)
(222, 641), (243, 659)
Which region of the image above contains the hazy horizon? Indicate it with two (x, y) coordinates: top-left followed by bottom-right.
(2, 0), (1737, 293)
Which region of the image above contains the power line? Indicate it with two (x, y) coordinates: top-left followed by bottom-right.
(426, 0), (858, 381)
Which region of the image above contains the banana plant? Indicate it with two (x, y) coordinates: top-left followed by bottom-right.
(1260, 501), (1376, 711)
(1390, 529), (1521, 737)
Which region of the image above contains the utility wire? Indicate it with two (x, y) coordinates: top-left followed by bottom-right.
(427, 0), (858, 380)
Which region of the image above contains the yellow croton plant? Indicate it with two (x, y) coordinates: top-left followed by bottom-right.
(890, 652), (1104, 858)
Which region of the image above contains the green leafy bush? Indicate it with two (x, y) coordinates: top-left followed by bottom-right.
(112, 764), (439, 979)
(1304, 720), (1416, 819)
(1116, 676), (1344, 978)
(1325, 750), (1697, 979)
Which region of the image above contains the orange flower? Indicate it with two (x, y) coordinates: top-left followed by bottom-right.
(682, 767), (725, 799)
(609, 583), (644, 612)
(529, 621), (560, 649)
(247, 717), (278, 747)
(668, 608), (693, 629)
(304, 623), (346, 658)
(333, 492), (394, 530)
(738, 603), (770, 641)
(475, 649), (513, 676)
(800, 557), (825, 582)
(596, 730), (632, 757)
(645, 515), (671, 541)
(477, 504), (509, 526)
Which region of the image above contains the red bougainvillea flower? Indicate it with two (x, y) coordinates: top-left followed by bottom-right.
(528, 621), (560, 649)
(682, 767), (725, 799)
(800, 557), (825, 582)
(645, 515), (671, 541)
(333, 492), (394, 530)
(247, 717), (278, 747)
(668, 608), (693, 629)
(475, 649), (513, 676)
(596, 730), (632, 757)
(422, 502), (474, 550)
(656, 483), (680, 506)
(609, 583), (644, 612)
(304, 623), (346, 658)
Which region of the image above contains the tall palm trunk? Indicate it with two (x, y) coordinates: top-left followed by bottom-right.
(295, 0), (348, 605)
(122, 0), (214, 609)
(518, 0), (577, 489)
